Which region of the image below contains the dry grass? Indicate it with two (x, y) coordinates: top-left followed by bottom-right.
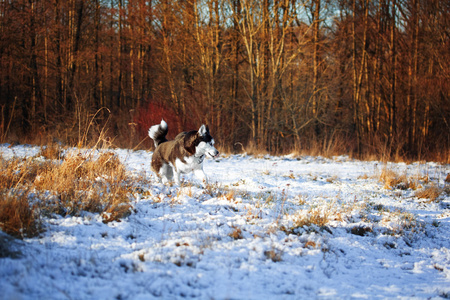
(33, 151), (133, 219)
(0, 147), (136, 238)
(293, 209), (330, 228)
(37, 143), (65, 160)
(378, 167), (421, 190)
(376, 166), (444, 202)
(264, 248), (283, 262)
(0, 157), (51, 191)
(295, 194), (308, 206)
(379, 168), (405, 189)
(282, 208), (331, 235)
(228, 226), (244, 240)
(238, 141), (269, 157)
(223, 189), (236, 202)
(304, 240), (319, 249)
(415, 184), (443, 202)
(326, 175), (338, 183)
(0, 190), (41, 238)
(280, 198), (359, 236)
(380, 210), (422, 237)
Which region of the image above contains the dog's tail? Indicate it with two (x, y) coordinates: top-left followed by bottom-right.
(148, 119), (168, 148)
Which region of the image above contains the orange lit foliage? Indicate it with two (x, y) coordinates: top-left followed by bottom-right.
(135, 102), (195, 144)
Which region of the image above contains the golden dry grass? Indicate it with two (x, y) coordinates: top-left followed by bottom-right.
(281, 208), (331, 235)
(379, 168), (404, 189)
(37, 143), (65, 160)
(228, 226), (244, 240)
(378, 167), (422, 190)
(415, 185), (443, 202)
(0, 147), (135, 237)
(0, 190), (41, 238)
(32, 152), (132, 219)
(293, 209), (330, 228)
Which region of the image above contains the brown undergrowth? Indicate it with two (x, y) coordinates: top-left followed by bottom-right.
(0, 147), (136, 239)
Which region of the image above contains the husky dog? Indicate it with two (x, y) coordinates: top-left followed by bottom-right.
(149, 120), (219, 186)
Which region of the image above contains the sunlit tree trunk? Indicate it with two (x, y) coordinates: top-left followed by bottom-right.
(407, 0), (419, 155)
(352, 0), (360, 154)
(230, 0), (241, 146)
(68, 0), (84, 111)
(374, 0), (383, 135)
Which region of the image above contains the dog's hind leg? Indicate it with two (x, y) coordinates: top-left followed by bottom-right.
(159, 163), (173, 184)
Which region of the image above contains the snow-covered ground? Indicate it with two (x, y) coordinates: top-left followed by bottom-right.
(1, 144), (450, 299)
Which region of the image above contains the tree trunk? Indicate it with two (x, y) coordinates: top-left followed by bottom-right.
(389, 0), (397, 150)
(407, 0), (419, 155)
(29, 0), (40, 132)
(352, 0), (360, 154)
(117, 0), (123, 107)
(94, 0), (101, 107)
(312, 0), (321, 118)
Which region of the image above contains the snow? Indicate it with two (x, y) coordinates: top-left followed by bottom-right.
(1, 144), (450, 299)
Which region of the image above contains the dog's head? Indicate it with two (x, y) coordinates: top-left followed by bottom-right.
(184, 125), (219, 158)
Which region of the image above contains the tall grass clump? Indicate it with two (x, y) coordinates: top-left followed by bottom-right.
(414, 184), (443, 203)
(0, 191), (41, 238)
(376, 166), (430, 190)
(33, 151), (133, 220)
(378, 168), (412, 190)
(281, 207), (331, 235)
(0, 147), (136, 239)
(0, 157), (44, 238)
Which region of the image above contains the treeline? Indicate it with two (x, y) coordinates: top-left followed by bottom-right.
(0, 0), (448, 160)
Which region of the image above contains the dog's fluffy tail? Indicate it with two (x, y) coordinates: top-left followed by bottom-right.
(148, 119), (168, 147)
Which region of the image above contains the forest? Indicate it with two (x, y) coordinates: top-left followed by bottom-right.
(0, 0), (448, 161)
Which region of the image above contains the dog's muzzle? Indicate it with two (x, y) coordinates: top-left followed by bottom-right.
(208, 149), (220, 158)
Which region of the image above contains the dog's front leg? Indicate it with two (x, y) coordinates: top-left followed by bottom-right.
(194, 169), (207, 187)
(174, 170), (181, 186)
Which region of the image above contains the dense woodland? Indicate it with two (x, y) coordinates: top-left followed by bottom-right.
(0, 0), (449, 160)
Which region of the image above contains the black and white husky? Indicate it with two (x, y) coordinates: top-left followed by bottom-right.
(148, 120), (219, 187)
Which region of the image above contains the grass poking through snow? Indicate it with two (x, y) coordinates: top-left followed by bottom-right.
(0, 146), (138, 238)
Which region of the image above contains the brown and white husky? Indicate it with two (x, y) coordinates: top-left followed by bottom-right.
(148, 120), (219, 187)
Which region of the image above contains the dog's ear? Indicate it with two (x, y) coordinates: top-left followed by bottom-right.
(198, 124), (209, 137)
(184, 132), (199, 154)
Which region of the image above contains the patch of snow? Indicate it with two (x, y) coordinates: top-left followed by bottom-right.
(0, 144), (449, 299)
